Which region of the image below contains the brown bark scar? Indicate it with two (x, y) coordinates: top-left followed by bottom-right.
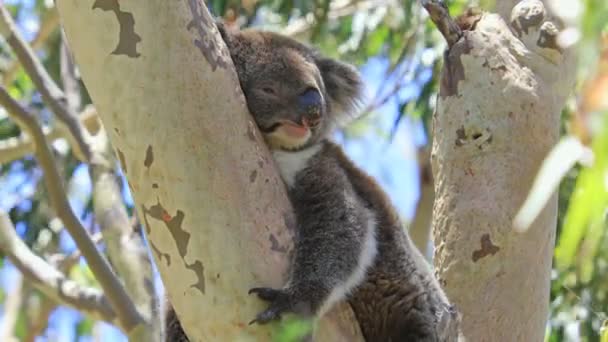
(92, 0), (142, 58)
(249, 170), (257, 183)
(149, 240), (172, 266)
(440, 37), (471, 98)
(472, 234), (500, 262)
(455, 126), (466, 146)
(185, 260), (206, 294)
(185, 0), (230, 71)
(141, 201), (190, 259)
(144, 145), (154, 168)
(141, 201), (205, 293)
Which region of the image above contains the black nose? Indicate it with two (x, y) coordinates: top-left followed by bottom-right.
(297, 88), (322, 115)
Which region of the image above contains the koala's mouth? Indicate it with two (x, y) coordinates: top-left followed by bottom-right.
(260, 119), (314, 150)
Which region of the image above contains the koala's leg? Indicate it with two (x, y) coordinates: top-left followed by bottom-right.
(249, 192), (376, 325)
(164, 304), (190, 342)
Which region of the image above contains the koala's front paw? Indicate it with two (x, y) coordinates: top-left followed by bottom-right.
(248, 287), (292, 325)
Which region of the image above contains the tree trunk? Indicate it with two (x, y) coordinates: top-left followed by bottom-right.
(56, 0), (362, 341)
(431, 2), (575, 341)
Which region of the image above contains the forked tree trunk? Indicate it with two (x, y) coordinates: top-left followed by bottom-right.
(56, 0), (362, 340)
(431, 1), (575, 340)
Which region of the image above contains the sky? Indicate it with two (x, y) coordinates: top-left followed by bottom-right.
(0, 1), (430, 340)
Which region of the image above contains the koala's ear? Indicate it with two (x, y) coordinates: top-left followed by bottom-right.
(316, 57), (364, 117)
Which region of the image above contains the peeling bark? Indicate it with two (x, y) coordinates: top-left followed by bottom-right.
(431, 1), (576, 340)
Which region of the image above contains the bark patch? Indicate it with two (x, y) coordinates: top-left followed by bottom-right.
(455, 126), (466, 146)
(185, 260), (206, 294)
(144, 145), (154, 168)
(92, 0), (142, 58)
(472, 234), (500, 262)
(141, 201), (190, 258)
(249, 170), (257, 183)
(185, 0), (230, 71)
(149, 240), (171, 266)
(440, 37), (471, 98)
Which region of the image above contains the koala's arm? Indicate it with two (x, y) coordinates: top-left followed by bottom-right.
(249, 154), (376, 323)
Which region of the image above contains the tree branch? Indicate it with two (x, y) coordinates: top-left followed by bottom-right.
(0, 105), (99, 164)
(420, 0), (462, 47)
(2, 8), (60, 87)
(81, 105), (159, 334)
(0, 87), (143, 332)
(23, 294), (55, 342)
(0, 6), (92, 162)
(0, 211), (117, 324)
(0, 125), (62, 164)
(47, 232), (103, 272)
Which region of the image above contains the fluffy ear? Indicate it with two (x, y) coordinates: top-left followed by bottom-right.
(315, 57), (364, 119)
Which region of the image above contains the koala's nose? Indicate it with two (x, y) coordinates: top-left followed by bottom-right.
(297, 88), (322, 116)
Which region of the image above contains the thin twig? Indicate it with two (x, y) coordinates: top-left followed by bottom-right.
(0, 106), (99, 164)
(0, 6), (92, 162)
(283, 0), (394, 37)
(0, 211), (117, 324)
(0, 87), (143, 332)
(420, 0), (462, 47)
(0, 125), (63, 164)
(47, 232), (104, 272)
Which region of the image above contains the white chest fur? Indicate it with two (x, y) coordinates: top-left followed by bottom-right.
(271, 145), (322, 188)
(319, 209), (378, 316)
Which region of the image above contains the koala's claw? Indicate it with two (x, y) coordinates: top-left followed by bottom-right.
(248, 287), (292, 325)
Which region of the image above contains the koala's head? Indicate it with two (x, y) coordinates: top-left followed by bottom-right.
(217, 23), (363, 151)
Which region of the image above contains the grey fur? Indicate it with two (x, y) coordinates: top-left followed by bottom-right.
(164, 22), (461, 342)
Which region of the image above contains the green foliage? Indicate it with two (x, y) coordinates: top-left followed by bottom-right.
(547, 2), (608, 339)
(556, 115), (608, 279)
(76, 316), (96, 337)
(273, 317), (313, 342)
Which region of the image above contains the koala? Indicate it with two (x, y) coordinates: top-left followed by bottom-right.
(164, 22), (461, 342)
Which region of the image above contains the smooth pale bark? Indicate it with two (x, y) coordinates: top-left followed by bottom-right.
(431, 1), (575, 340)
(56, 0), (362, 341)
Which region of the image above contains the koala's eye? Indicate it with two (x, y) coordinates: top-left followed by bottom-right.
(262, 87), (276, 95)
